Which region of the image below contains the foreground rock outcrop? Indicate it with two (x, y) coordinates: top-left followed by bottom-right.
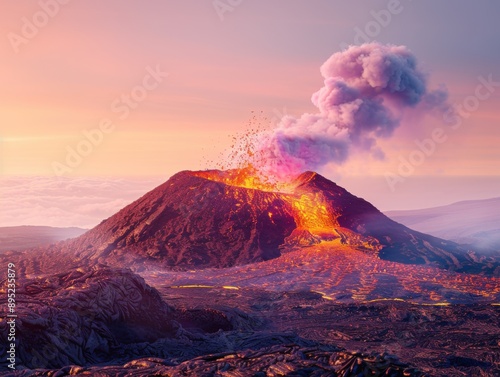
(0, 267), (174, 369)
(0, 267), (241, 370)
(10, 346), (427, 377)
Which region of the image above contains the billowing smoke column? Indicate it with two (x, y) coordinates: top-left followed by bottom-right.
(247, 43), (450, 180)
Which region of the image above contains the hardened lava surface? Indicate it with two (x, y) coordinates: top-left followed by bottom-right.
(146, 243), (500, 305)
(2, 273), (498, 376)
(1, 246), (498, 376)
(1, 170), (499, 376)
(154, 285), (500, 377)
(1, 266), (439, 377)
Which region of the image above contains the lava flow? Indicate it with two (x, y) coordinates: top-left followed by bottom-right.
(194, 168), (340, 242)
(193, 166), (288, 192)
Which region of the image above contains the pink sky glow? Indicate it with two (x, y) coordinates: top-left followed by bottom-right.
(1, 1), (499, 226)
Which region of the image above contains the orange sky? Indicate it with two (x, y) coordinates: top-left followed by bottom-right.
(1, 1), (499, 216)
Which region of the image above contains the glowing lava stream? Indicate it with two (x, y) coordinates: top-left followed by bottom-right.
(194, 168), (340, 240)
(288, 192), (337, 233)
(194, 167), (291, 193)
(168, 285), (239, 290)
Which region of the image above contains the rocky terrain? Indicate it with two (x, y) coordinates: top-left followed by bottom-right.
(156, 286), (500, 377)
(1, 170), (499, 376)
(145, 244), (500, 304)
(0, 266), (260, 371)
(1, 270), (498, 376)
(10, 346), (428, 377)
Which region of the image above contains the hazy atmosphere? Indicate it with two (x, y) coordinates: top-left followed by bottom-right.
(1, 1), (500, 227)
(2, 2), (500, 376)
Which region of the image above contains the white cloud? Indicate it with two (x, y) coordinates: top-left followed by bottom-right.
(0, 176), (164, 228)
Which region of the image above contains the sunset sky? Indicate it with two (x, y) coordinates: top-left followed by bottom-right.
(1, 1), (500, 227)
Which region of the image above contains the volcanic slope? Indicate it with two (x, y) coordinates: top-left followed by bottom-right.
(51, 169), (496, 275)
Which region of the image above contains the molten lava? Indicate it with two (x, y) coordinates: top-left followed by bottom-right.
(194, 166), (292, 193)
(289, 193), (336, 231)
(194, 168), (348, 246)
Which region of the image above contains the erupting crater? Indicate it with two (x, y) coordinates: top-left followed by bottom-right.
(193, 168), (349, 247)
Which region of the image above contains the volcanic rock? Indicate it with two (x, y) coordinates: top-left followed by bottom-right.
(10, 345), (428, 377)
(0, 267), (176, 369)
(0, 267), (254, 371)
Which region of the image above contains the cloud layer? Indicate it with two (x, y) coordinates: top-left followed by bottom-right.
(0, 176), (163, 228)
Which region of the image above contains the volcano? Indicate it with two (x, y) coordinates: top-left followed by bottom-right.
(3, 170), (500, 377)
(63, 169), (494, 274)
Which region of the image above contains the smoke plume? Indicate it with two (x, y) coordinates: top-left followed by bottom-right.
(243, 43), (450, 180)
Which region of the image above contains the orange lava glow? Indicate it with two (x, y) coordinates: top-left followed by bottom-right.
(195, 168), (335, 228)
(193, 169), (364, 247)
(148, 243), (500, 304)
(194, 166), (295, 192)
(288, 193), (336, 232)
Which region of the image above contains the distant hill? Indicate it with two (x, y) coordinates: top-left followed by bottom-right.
(385, 198), (500, 253)
(0, 225), (87, 252)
